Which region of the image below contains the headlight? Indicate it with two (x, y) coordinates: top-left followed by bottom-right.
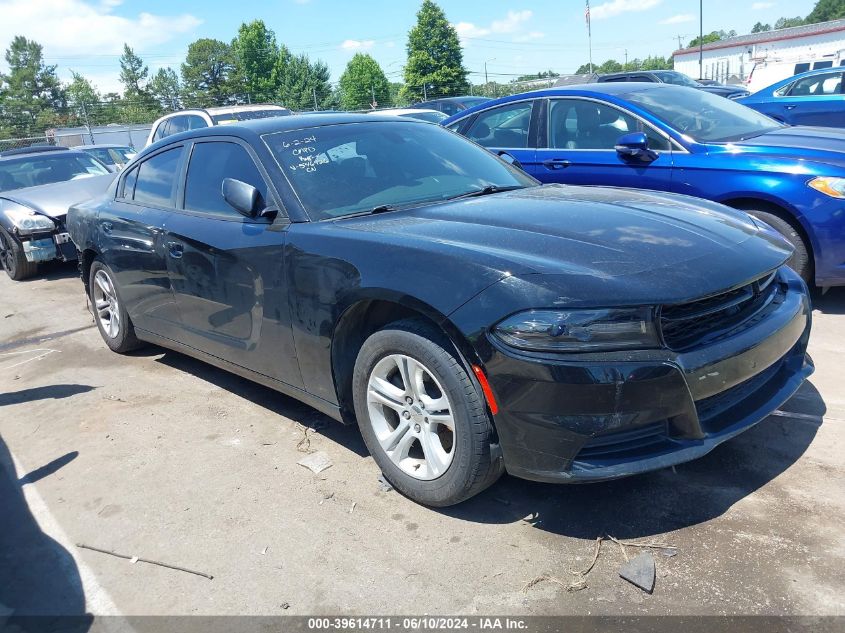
(3, 204), (56, 235)
(808, 176), (845, 198)
(493, 307), (659, 352)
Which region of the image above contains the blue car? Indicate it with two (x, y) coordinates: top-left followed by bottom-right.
(738, 67), (845, 127)
(443, 83), (845, 287)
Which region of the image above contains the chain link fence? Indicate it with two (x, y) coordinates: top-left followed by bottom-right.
(1, 125), (151, 153)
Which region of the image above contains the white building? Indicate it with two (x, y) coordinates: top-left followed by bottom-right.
(673, 18), (845, 83)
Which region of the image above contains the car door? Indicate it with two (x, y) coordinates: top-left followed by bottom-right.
(777, 71), (845, 126)
(97, 145), (184, 338)
(532, 97), (674, 191)
(461, 100), (538, 172)
(163, 138), (302, 388)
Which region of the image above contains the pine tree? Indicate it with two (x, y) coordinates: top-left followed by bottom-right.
(402, 1), (469, 102)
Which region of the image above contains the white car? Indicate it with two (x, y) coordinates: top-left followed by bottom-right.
(374, 108), (449, 124)
(145, 105), (291, 147)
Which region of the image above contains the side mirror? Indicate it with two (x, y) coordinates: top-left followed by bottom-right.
(497, 151), (524, 171)
(222, 177), (261, 218)
(615, 132), (658, 162)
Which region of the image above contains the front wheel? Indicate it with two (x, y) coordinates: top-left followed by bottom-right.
(747, 210), (812, 285)
(0, 227), (38, 281)
(352, 319), (503, 507)
(89, 259), (145, 353)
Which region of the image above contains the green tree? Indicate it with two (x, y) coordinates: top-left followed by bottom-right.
(640, 55), (673, 70)
(402, 0), (469, 102)
(774, 16), (805, 29)
(516, 70), (560, 81)
(687, 30), (735, 48)
(273, 49), (333, 110)
(751, 22), (771, 32)
(0, 36), (65, 136)
(181, 38), (233, 107)
(65, 71), (102, 126)
(231, 20), (279, 101)
(806, 0), (845, 22)
(119, 43), (148, 97)
(339, 53), (390, 110)
(149, 67), (181, 110)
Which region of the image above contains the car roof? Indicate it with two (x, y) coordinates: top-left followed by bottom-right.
(376, 108), (443, 116)
(0, 146), (91, 161)
(72, 144), (132, 150)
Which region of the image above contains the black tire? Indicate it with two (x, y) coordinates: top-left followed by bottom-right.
(353, 319), (503, 507)
(745, 210), (812, 284)
(89, 259), (145, 353)
(0, 227), (38, 281)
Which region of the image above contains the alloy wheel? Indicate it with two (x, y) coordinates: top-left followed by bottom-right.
(93, 269), (121, 339)
(0, 231), (15, 274)
(366, 353), (456, 480)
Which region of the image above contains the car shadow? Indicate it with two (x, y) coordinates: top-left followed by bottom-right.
(0, 436), (92, 629)
(442, 379), (826, 539)
(812, 286), (845, 315)
(150, 344), (825, 539)
(31, 260), (79, 282)
(154, 350), (368, 457)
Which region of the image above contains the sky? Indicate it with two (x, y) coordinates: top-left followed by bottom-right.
(0, 0), (821, 94)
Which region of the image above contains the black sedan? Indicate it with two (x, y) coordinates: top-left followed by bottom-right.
(66, 114), (812, 506)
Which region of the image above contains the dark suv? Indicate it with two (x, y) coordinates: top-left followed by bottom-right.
(596, 70), (750, 99)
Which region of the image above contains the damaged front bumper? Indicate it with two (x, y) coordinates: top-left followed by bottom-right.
(19, 222), (77, 264)
(481, 267), (813, 483)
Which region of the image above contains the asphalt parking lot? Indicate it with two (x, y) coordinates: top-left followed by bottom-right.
(1, 262), (844, 617)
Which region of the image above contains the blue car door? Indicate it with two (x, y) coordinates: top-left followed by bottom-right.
(778, 71), (845, 127)
(162, 138), (303, 389)
(531, 97), (675, 191)
(459, 99), (538, 173)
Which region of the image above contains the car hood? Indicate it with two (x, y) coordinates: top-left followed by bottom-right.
(728, 125), (845, 165)
(342, 185), (791, 303)
(0, 174), (116, 218)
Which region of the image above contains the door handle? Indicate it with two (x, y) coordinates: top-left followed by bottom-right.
(102, 222), (113, 234)
(167, 241), (184, 259)
(784, 105), (798, 110)
(542, 158), (573, 170)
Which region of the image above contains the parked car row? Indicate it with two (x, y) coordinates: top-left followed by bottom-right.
(0, 79), (832, 507)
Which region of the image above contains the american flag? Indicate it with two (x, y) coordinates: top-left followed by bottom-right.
(585, 0), (591, 26)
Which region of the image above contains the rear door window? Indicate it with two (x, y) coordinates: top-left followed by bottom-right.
(787, 72), (843, 97)
(133, 147), (182, 207)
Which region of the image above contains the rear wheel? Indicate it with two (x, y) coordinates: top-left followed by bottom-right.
(89, 259), (144, 353)
(746, 210), (812, 285)
(352, 319), (503, 507)
(0, 227), (38, 281)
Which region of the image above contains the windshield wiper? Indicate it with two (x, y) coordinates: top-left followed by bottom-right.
(446, 185), (525, 201)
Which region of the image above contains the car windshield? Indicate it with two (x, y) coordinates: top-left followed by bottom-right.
(263, 121), (537, 220)
(0, 152), (110, 192)
(211, 109), (289, 124)
(653, 71), (701, 87)
(624, 86), (784, 142)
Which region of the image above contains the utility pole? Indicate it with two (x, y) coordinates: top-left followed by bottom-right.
(699, 0), (704, 79)
(586, 0), (593, 73)
(624, 49), (628, 70)
(312, 87), (318, 110)
(371, 85), (377, 109)
(677, 34), (683, 50)
(423, 83), (427, 101)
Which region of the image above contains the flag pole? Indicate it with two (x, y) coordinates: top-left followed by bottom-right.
(586, 0), (593, 73)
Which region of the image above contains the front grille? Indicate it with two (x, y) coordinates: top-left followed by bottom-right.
(660, 271), (779, 351)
